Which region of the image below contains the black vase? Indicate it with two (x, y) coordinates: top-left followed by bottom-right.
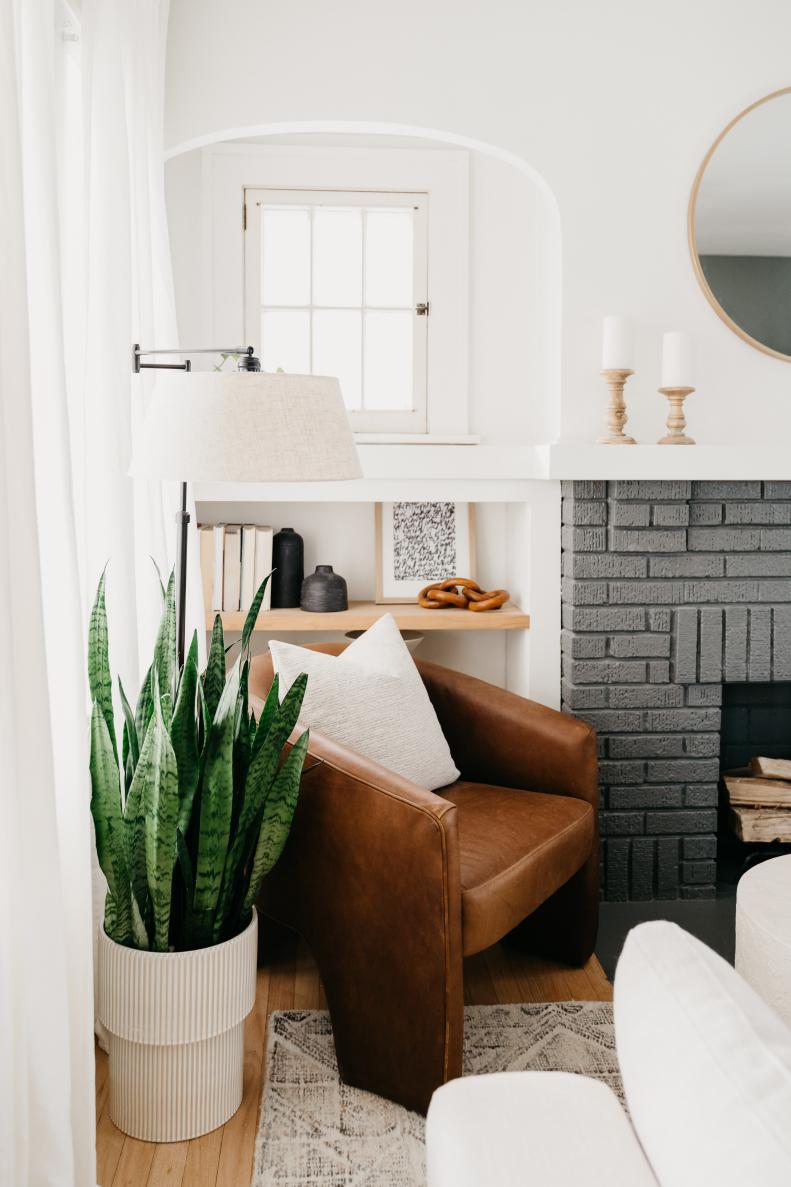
(271, 527), (304, 608)
(300, 565), (349, 613)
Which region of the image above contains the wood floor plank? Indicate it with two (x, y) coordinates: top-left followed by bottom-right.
(96, 934), (612, 1187)
(96, 1109), (125, 1187)
(147, 1139), (188, 1186)
(111, 1134), (156, 1186)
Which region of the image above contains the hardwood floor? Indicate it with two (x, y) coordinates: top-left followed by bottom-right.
(95, 935), (612, 1186)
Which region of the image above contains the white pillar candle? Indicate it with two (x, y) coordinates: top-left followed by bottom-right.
(661, 332), (694, 388)
(602, 316), (634, 371)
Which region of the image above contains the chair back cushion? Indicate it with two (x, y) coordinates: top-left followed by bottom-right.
(615, 920), (791, 1187)
(269, 613), (460, 791)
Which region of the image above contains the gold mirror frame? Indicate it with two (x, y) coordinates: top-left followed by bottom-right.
(688, 86), (791, 364)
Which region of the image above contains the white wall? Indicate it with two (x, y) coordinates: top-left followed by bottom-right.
(164, 0), (791, 448)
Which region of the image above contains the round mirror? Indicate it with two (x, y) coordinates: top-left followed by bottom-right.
(689, 87), (791, 362)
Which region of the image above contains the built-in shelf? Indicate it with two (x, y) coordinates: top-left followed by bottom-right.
(210, 600), (530, 633)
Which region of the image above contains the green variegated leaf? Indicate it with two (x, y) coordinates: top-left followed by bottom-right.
(240, 573), (271, 655)
(251, 672), (280, 760)
(124, 715), (152, 946)
(153, 570), (177, 704)
(203, 615), (225, 724)
(135, 663), (155, 752)
(172, 631), (200, 834)
(118, 677), (139, 774)
(176, 828), (195, 948)
(150, 554), (166, 601)
(196, 676), (211, 752)
(88, 570), (117, 761)
(89, 702), (131, 944)
(142, 682), (180, 951)
(243, 730), (309, 913)
(193, 661), (240, 943)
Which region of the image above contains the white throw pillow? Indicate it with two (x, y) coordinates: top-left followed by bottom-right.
(615, 920), (791, 1187)
(268, 613), (460, 791)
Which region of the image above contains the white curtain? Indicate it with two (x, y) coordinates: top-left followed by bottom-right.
(0, 0), (96, 1183)
(1, 0), (192, 1181)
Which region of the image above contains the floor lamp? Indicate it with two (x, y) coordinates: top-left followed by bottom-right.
(131, 347), (362, 666)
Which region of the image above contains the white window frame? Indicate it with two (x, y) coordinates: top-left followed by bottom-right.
(244, 187), (429, 433)
(198, 143), (470, 439)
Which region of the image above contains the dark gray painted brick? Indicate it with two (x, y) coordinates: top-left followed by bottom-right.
(726, 502), (791, 525)
(576, 710), (643, 732)
(699, 608), (723, 682)
(683, 836), (717, 860)
(566, 553), (648, 578)
(609, 581), (684, 605)
(611, 503), (651, 527)
(724, 606), (748, 682)
(609, 736), (685, 758)
(568, 480), (607, 499)
(764, 482), (791, 498)
(673, 607), (698, 683)
(649, 554), (724, 578)
(656, 837), (680, 899)
(681, 860), (717, 884)
(562, 499), (608, 526)
(601, 811), (645, 835)
(726, 554), (791, 576)
(645, 759), (720, 783)
(686, 685), (722, 706)
(757, 580), (791, 602)
(648, 608), (672, 631)
(684, 784), (719, 807)
(561, 630), (607, 658)
(773, 606), (791, 680)
(652, 503), (690, 527)
(688, 527), (761, 551)
(648, 660), (670, 683)
(609, 784), (683, 808)
(561, 525), (607, 552)
(748, 607), (772, 681)
(609, 634), (670, 658)
(689, 503), (723, 525)
(563, 606), (646, 632)
(598, 760), (646, 785)
(646, 809), (717, 834)
(761, 528), (791, 551)
(605, 838), (631, 901)
(692, 481), (761, 499)
(630, 839), (656, 900)
(612, 481), (691, 500)
(609, 686), (684, 708)
(684, 580), (760, 603)
(644, 708), (720, 731)
(560, 682), (607, 709)
(561, 578), (609, 605)
(568, 659), (647, 684)
(610, 528), (687, 553)
(685, 735), (720, 757)
(681, 885), (717, 900)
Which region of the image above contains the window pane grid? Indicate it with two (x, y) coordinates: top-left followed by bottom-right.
(258, 200), (417, 414)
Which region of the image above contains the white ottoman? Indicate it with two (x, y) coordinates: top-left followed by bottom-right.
(736, 854), (791, 1027)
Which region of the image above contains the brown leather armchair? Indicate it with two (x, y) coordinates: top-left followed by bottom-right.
(249, 645), (599, 1114)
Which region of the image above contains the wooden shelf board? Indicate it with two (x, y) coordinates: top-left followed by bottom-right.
(208, 600), (530, 633)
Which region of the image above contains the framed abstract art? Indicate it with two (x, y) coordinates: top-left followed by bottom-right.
(374, 501), (477, 604)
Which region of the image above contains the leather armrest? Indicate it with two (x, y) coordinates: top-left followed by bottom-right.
(416, 659), (598, 805)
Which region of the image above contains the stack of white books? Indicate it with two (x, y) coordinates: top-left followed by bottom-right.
(199, 524), (274, 614)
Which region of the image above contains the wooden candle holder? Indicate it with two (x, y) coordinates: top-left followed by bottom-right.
(658, 386), (695, 445)
(597, 369), (636, 444)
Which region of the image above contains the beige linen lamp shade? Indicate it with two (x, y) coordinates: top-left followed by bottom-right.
(132, 371), (362, 482)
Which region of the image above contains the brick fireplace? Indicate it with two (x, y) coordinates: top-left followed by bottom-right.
(561, 479), (791, 901)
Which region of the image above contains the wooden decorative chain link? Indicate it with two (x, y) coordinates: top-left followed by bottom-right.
(417, 578), (509, 613)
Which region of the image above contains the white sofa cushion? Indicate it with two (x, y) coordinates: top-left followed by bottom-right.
(269, 613), (459, 791)
(615, 920), (791, 1187)
(426, 1071), (658, 1187)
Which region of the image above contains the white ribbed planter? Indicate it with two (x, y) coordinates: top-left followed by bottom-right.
(98, 909), (257, 1142)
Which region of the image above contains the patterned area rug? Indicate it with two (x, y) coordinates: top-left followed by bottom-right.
(253, 1003), (619, 1185)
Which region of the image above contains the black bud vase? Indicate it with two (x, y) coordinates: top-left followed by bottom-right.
(271, 528), (304, 608)
(300, 565), (349, 613)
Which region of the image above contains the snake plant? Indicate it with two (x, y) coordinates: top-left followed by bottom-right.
(89, 569), (309, 951)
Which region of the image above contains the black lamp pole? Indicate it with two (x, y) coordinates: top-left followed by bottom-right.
(132, 344), (261, 667)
